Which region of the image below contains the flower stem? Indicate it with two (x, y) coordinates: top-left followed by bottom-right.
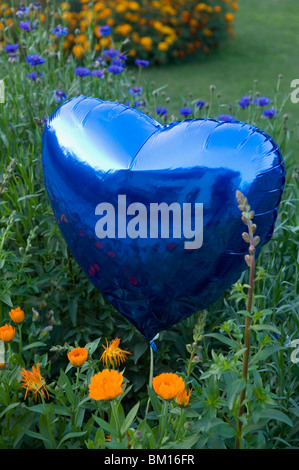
(41, 395), (56, 449)
(111, 400), (122, 442)
(145, 343), (154, 417)
(235, 249), (255, 449)
(158, 401), (168, 447)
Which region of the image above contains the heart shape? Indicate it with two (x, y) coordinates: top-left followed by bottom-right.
(42, 96), (285, 341)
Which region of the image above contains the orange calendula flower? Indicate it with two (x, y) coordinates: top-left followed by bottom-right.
(152, 373), (185, 400)
(9, 306), (25, 324)
(0, 324), (15, 343)
(175, 388), (192, 407)
(19, 363), (49, 402)
(67, 347), (88, 367)
(100, 338), (131, 368)
(89, 368), (124, 401)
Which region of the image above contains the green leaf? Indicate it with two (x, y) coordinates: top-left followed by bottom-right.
(204, 333), (238, 349)
(22, 341), (47, 351)
(93, 414), (115, 435)
(0, 293), (13, 308)
(226, 379), (246, 410)
(24, 429), (52, 447)
(0, 402), (20, 420)
(259, 409), (293, 427)
(58, 431), (87, 449)
(251, 324), (281, 335)
(121, 402), (140, 436)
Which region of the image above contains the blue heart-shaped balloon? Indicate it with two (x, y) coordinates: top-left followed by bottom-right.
(42, 96), (285, 341)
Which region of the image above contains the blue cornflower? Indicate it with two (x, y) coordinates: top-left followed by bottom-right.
(26, 71), (43, 81)
(196, 100), (205, 109)
(53, 90), (67, 103)
(218, 114), (234, 122)
(156, 106), (168, 116)
(107, 64), (124, 74)
(263, 108), (277, 119)
(16, 6), (30, 17)
(94, 56), (106, 67)
(252, 96), (271, 107)
(5, 43), (19, 53)
(135, 59), (150, 67)
(51, 25), (68, 37)
(32, 2), (42, 10)
(238, 96), (251, 108)
(19, 21), (36, 31)
(91, 69), (104, 78)
(103, 48), (120, 59)
(179, 106), (193, 117)
(74, 67), (91, 77)
(119, 54), (127, 61)
(99, 25), (112, 36)
(129, 87), (142, 97)
(112, 58), (125, 67)
(26, 54), (45, 66)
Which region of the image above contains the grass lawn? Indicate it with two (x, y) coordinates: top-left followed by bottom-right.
(143, 0), (299, 131)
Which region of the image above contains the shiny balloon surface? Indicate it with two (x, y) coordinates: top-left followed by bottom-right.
(42, 96), (285, 340)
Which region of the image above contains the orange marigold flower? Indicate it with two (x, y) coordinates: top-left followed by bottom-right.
(100, 338), (131, 368)
(89, 368), (124, 401)
(0, 324), (15, 343)
(9, 306), (25, 324)
(175, 388), (192, 407)
(19, 363), (49, 402)
(67, 347), (88, 367)
(152, 373), (185, 400)
(225, 12), (234, 22)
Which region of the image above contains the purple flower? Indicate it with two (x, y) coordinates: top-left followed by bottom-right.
(94, 56), (106, 67)
(263, 108), (277, 119)
(119, 54), (127, 61)
(32, 2), (42, 10)
(156, 106), (168, 116)
(99, 25), (112, 36)
(26, 54), (45, 66)
(135, 59), (150, 67)
(103, 48), (120, 59)
(26, 71), (43, 81)
(51, 26), (68, 37)
(43, 116), (49, 123)
(218, 114), (234, 122)
(252, 96), (271, 107)
(129, 87), (142, 97)
(238, 96), (251, 108)
(179, 106), (193, 117)
(16, 6), (30, 17)
(5, 43), (19, 53)
(53, 89), (67, 103)
(91, 69), (104, 78)
(19, 21), (36, 31)
(112, 58), (125, 67)
(107, 64), (124, 74)
(196, 100), (205, 109)
(74, 66), (91, 77)
(126, 99), (142, 108)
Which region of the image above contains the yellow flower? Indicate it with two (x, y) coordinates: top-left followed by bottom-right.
(67, 347), (88, 367)
(72, 44), (84, 58)
(139, 36), (153, 51)
(89, 369), (124, 401)
(158, 41), (169, 52)
(9, 306), (25, 324)
(225, 13), (234, 22)
(152, 373), (185, 400)
(0, 324), (15, 343)
(100, 338), (131, 368)
(19, 363), (49, 402)
(175, 388), (192, 407)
